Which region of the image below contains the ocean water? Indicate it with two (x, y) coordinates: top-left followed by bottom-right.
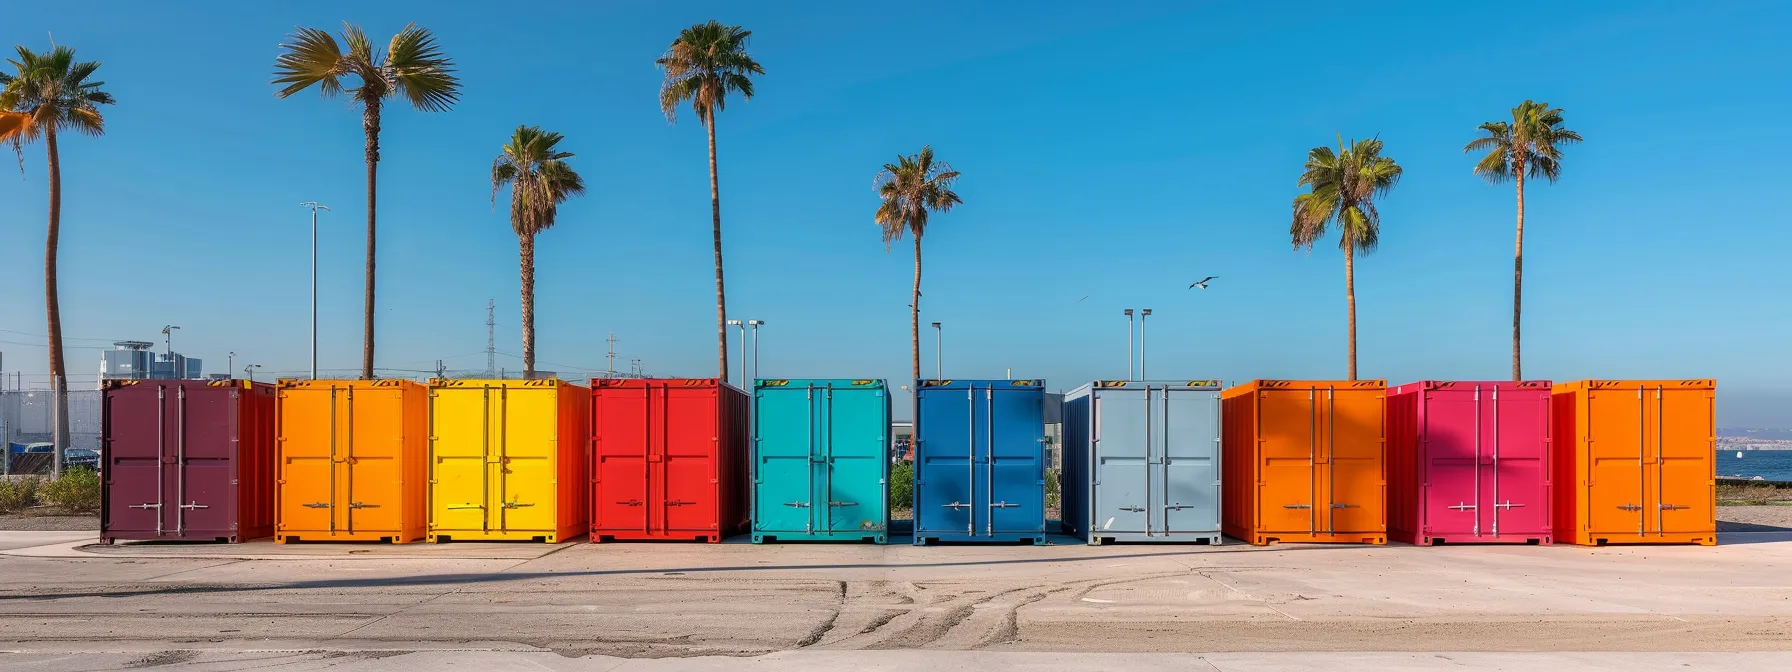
(1718, 450), (1792, 482)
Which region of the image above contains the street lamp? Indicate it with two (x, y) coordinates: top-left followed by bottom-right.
(1140, 308), (1153, 380)
(726, 319), (744, 386)
(243, 364), (261, 383)
(931, 322), (942, 379)
(300, 202), (329, 379)
(1123, 309), (1134, 380)
(228, 352), (235, 377)
(747, 320), (764, 383)
(161, 325), (180, 357)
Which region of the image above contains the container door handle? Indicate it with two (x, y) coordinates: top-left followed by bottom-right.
(941, 501), (971, 509)
(1119, 505), (1146, 513)
(617, 499), (643, 507)
(666, 500), (696, 507)
(1659, 503), (1689, 511)
(1616, 503), (1644, 512)
(447, 504), (486, 510)
(502, 501), (533, 509)
(130, 503), (163, 510)
(1494, 501), (1523, 509)
(348, 502), (379, 509)
(1283, 504), (1311, 509)
(828, 501), (857, 508)
(1165, 503), (1195, 511)
(989, 501), (1020, 509)
(783, 501), (811, 508)
(1330, 503), (1358, 509)
(1447, 503), (1477, 511)
(178, 502), (209, 510)
(301, 502), (331, 509)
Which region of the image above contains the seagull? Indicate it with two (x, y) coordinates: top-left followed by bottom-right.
(1188, 276), (1217, 290)
(1073, 295), (1089, 304)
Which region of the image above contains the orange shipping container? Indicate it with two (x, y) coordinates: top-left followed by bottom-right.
(428, 379), (589, 543)
(1551, 380), (1716, 546)
(1222, 380), (1387, 545)
(275, 379), (429, 543)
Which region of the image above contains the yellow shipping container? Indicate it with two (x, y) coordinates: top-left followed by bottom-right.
(275, 379), (429, 543)
(428, 379), (590, 542)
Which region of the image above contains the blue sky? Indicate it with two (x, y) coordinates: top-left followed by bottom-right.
(2, 1), (1787, 424)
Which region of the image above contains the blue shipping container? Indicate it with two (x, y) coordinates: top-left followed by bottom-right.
(913, 379), (1048, 545)
(1061, 380), (1223, 544)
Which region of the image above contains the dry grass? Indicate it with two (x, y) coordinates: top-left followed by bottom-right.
(1717, 482), (1792, 505)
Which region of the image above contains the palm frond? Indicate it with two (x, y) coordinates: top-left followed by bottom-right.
(1291, 137), (1398, 254)
(873, 146), (962, 249)
(386, 23), (461, 112)
(1, 45), (113, 142)
(657, 20), (762, 126)
(272, 27), (347, 99)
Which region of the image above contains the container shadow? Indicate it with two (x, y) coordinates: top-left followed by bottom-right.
(1717, 530), (1792, 546)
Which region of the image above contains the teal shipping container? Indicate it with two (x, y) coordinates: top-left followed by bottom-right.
(752, 379), (891, 543)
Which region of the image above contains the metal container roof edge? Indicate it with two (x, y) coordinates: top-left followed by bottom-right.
(1551, 379), (1715, 391)
(276, 378), (424, 389)
(1387, 380), (1554, 394)
(753, 378), (886, 389)
(916, 379), (1044, 389)
(1063, 379), (1224, 396)
(591, 378), (748, 395)
(427, 378), (589, 389)
(1221, 379), (1387, 398)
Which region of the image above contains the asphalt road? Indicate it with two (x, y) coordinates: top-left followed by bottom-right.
(1, 530), (1789, 668)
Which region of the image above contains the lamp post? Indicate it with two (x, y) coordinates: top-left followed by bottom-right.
(1123, 309), (1134, 380)
(726, 319), (744, 386)
(300, 202), (329, 379)
(1139, 309), (1152, 380)
(747, 320), (764, 383)
(228, 352), (235, 378)
(161, 325), (180, 358)
(931, 322), (942, 379)
(243, 364), (261, 384)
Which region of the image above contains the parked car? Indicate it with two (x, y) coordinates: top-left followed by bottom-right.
(63, 448), (100, 471)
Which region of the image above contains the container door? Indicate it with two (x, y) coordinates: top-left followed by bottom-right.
(1161, 389), (1220, 535)
(987, 386), (1043, 535)
(1585, 388), (1648, 538)
(1421, 388), (1481, 538)
(497, 386), (557, 533)
(592, 384), (654, 534)
(823, 384), (885, 534)
(344, 388), (404, 535)
(1257, 389), (1318, 535)
(430, 386), (492, 534)
(1488, 387), (1549, 538)
(1091, 388), (1148, 535)
(754, 385), (815, 534)
(1651, 386), (1714, 537)
(174, 384), (236, 536)
(104, 384), (165, 536)
(278, 386), (338, 534)
(1325, 388), (1384, 535)
(662, 384), (720, 533)
(916, 387), (976, 537)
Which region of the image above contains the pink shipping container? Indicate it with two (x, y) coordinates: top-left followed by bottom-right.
(1387, 381), (1553, 545)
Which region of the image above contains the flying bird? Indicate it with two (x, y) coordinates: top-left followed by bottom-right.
(1073, 295), (1089, 304)
(1188, 276), (1218, 290)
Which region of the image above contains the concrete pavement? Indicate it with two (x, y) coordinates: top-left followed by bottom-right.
(0, 530), (1788, 666)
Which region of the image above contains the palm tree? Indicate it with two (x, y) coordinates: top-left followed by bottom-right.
(874, 146), (963, 389)
(273, 22), (461, 380)
(656, 21), (764, 379)
(1291, 137), (1402, 381)
(1, 45), (115, 466)
(1466, 101), (1581, 380)
(491, 126), (586, 379)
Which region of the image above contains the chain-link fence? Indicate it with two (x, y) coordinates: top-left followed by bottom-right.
(0, 389), (102, 475)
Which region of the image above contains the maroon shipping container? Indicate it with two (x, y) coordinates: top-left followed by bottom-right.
(1387, 381), (1553, 546)
(589, 378), (749, 542)
(100, 379), (276, 543)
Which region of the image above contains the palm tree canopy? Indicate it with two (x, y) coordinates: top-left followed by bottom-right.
(0, 45), (114, 145)
(272, 22), (460, 111)
(874, 146), (963, 248)
(491, 125), (585, 237)
(1291, 137), (1402, 253)
(1465, 100), (1582, 184)
(656, 20), (764, 126)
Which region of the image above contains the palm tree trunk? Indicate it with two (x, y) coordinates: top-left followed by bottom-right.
(707, 116), (729, 380)
(1512, 168), (1526, 381)
(361, 100), (382, 380)
(911, 234), (923, 388)
(1344, 241), (1358, 381)
(520, 232), (536, 378)
(44, 128), (70, 464)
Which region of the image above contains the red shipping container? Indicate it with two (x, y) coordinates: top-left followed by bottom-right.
(589, 379), (749, 542)
(100, 379), (276, 543)
(1387, 381), (1553, 546)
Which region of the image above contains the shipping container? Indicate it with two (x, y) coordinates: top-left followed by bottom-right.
(1061, 380), (1223, 544)
(1221, 380), (1387, 545)
(274, 379), (428, 543)
(590, 378), (749, 542)
(100, 379), (275, 543)
(752, 379), (890, 543)
(1552, 380), (1716, 546)
(1387, 381), (1552, 546)
(428, 379), (590, 542)
(913, 379), (1048, 545)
